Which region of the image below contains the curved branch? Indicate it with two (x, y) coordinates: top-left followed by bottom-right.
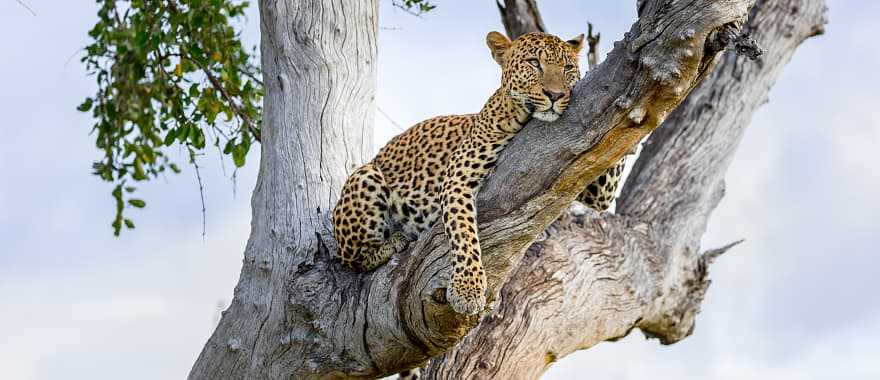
(425, 0), (827, 378)
(295, 0), (754, 377)
(191, 0), (778, 378)
(496, 0), (547, 39)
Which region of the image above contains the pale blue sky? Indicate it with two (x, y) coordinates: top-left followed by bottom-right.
(0, 1), (877, 379)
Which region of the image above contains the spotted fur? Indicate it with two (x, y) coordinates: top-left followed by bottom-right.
(333, 31), (623, 315)
(577, 158), (626, 212)
(397, 368), (420, 380)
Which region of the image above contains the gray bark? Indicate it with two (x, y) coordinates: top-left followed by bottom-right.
(425, 0), (827, 378)
(496, 0), (547, 39)
(189, 0), (826, 379)
(188, 0), (378, 378)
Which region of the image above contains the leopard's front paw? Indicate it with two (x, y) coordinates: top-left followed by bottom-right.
(446, 280), (487, 315)
(388, 230), (411, 252)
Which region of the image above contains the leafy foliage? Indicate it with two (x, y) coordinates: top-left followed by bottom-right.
(80, 0), (438, 236)
(393, 0), (436, 15)
(80, 0), (262, 235)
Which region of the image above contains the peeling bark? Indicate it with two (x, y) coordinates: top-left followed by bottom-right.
(189, 0), (826, 379)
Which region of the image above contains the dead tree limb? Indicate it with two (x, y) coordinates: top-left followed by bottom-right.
(187, 0), (830, 378)
(496, 0), (547, 39)
(424, 0), (827, 378)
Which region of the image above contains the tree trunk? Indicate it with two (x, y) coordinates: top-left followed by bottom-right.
(189, 0), (826, 379)
(188, 1), (378, 378)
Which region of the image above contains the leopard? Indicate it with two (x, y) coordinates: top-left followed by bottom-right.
(576, 156), (625, 211)
(332, 31), (626, 318)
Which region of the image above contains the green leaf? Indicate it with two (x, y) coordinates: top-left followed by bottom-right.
(163, 128), (178, 146)
(124, 218), (135, 229)
(177, 124), (191, 143)
(82, 0), (264, 236)
(223, 138), (235, 154)
(135, 31), (148, 48)
(133, 159), (147, 181)
(189, 83), (201, 98)
(191, 128), (206, 149)
(128, 199), (146, 208)
(77, 97), (94, 112)
(232, 144), (246, 167)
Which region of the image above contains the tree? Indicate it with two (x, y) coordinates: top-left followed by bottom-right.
(80, 0), (263, 235)
(80, 0), (826, 378)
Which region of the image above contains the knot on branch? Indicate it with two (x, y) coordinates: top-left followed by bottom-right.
(707, 22), (763, 60)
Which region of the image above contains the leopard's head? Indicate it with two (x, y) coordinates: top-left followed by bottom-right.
(487, 31), (584, 122)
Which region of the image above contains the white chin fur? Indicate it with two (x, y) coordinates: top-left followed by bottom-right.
(533, 111), (560, 122)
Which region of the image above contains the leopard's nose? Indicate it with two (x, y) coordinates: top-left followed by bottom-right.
(543, 89), (566, 101)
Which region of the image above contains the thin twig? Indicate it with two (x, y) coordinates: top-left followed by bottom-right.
(586, 22), (600, 71)
(377, 106), (406, 132)
(216, 143), (228, 177)
(239, 66), (264, 86)
(14, 0), (36, 16)
(231, 169), (238, 200)
(188, 147), (207, 240)
(702, 239), (745, 264)
(166, 1), (261, 142)
(64, 48), (84, 67)
(193, 57), (262, 141)
(391, 1), (425, 18)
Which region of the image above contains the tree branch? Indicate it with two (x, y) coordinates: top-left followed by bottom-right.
(14, 0), (36, 16)
(191, 56), (262, 142)
(190, 0), (827, 378)
(496, 0), (547, 39)
(423, 0), (827, 378)
(286, 0), (754, 377)
(586, 22), (600, 70)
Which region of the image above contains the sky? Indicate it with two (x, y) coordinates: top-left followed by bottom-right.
(0, 1), (877, 380)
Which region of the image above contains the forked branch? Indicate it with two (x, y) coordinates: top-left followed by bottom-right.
(425, 0), (826, 378)
(289, 0), (756, 377)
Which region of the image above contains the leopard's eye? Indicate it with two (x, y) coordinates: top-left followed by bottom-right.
(564, 64), (575, 71)
(527, 58), (541, 69)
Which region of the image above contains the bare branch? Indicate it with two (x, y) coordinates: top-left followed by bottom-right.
(703, 239), (745, 264)
(14, 0), (36, 16)
(423, 0), (827, 378)
(496, 0), (547, 39)
(586, 22), (600, 70)
(187, 147), (207, 240)
(190, 0), (827, 379)
(376, 106), (407, 132)
(190, 56), (262, 142)
(225, 0), (753, 376)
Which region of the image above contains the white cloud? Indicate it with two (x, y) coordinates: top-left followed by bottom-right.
(0, 214), (249, 379)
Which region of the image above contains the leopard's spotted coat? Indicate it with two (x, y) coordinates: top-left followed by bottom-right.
(332, 31), (625, 315)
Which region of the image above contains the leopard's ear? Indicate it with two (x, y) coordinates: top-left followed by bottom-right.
(486, 31), (512, 66)
(566, 34), (585, 54)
